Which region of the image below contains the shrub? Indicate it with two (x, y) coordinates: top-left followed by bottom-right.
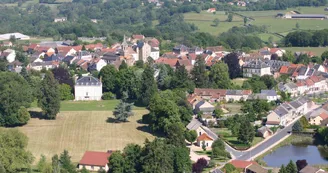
(102, 92), (115, 100)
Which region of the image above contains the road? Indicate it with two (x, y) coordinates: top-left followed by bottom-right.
(225, 105), (320, 161)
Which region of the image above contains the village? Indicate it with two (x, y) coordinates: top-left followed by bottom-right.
(1, 32), (328, 173)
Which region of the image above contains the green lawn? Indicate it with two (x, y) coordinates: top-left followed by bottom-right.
(185, 7), (328, 36)
(222, 103), (242, 115)
(184, 11), (244, 35)
(31, 100), (145, 111)
(282, 47), (328, 56)
(232, 78), (247, 87)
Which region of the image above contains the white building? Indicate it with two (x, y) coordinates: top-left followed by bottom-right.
(150, 47), (160, 60)
(243, 60), (271, 77)
(0, 32), (30, 41)
(78, 151), (112, 172)
(75, 76), (102, 101)
(2, 49), (16, 63)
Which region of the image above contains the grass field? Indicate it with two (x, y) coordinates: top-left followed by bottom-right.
(17, 109), (154, 162)
(222, 103), (242, 115)
(232, 78), (247, 87)
(184, 11), (244, 35)
(185, 7), (328, 37)
(282, 47), (328, 56)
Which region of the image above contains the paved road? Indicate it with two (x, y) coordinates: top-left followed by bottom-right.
(225, 106), (320, 160)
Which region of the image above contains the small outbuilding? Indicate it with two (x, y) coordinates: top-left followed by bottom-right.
(78, 151), (113, 172)
(197, 133), (214, 147)
(257, 126), (273, 138)
(194, 100), (215, 114)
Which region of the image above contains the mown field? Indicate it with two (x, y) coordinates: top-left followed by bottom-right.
(17, 109), (153, 162)
(185, 6), (328, 39)
(282, 47), (328, 56)
(184, 11), (244, 35)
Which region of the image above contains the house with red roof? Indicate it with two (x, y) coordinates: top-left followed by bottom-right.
(79, 151), (113, 172)
(207, 8), (216, 13)
(197, 133), (214, 147)
(229, 160), (267, 173)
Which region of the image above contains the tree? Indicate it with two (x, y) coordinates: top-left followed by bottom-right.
(52, 67), (74, 87)
(202, 141), (206, 151)
(38, 72), (60, 119)
(243, 17), (247, 25)
(242, 76), (267, 93)
(139, 65), (157, 105)
(173, 147), (192, 173)
(260, 75), (277, 89)
(81, 167), (90, 173)
(296, 159), (308, 171)
(171, 65), (194, 92)
(135, 60), (144, 68)
(238, 120), (255, 144)
(185, 130), (197, 144)
(318, 127), (328, 143)
(296, 22), (300, 29)
(0, 72), (33, 126)
(108, 151), (125, 173)
(299, 116), (309, 129)
(213, 108), (224, 118)
(211, 139), (225, 150)
(82, 45), (86, 50)
(20, 67), (29, 81)
(119, 61), (128, 70)
(209, 62), (231, 89)
(99, 65), (118, 92)
(279, 165), (286, 173)
(59, 150), (76, 173)
(192, 158), (208, 173)
(321, 50), (328, 61)
(0, 59), (7, 72)
(37, 155), (47, 172)
(213, 18), (220, 27)
(286, 160), (297, 173)
(280, 91), (291, 101)
(166, 123), (186, 147)
(0, 161), (5, 173)
(223, 53), (241, 79)
(123, 144), (142, 173)
(141, 139), (174, 173)
(227, 13), (233, 22)
(9, 35), (16, 44)
(0, 129), (34, 173)
(59, 84), (73, 100)
(113, 100), (134, 122)
(268, 36), (274, 44)
(223, 163), (236, 173)
(51, 155), (60, 173)
(157, 64), (170, 90)
(191, 56), (209, 88)
(292, 120), (303, 132)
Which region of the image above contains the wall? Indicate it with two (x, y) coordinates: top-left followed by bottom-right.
(75, 85), (102, 101)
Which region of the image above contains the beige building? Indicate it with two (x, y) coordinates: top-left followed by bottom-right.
(136, 42), (151, 62)
(197, 133), (214, 147)
(308, 110), (328, 125)
(257, 126), (273, 138)
(79, 151), (112, 172)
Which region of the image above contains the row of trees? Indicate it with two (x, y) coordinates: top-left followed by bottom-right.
(247, 0), (327, 11)
(285, 29), (328, 47)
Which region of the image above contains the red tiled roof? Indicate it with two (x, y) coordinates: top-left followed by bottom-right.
(79, 151), (112, 167)
(319, 112), (328, 120)
(72, 45), (83, 51)
(296, 81), (305, 87)
(269, 48), (281, 54)
(28, 43), (39, 49)
(230, 160), (258, 169)
(208, 8), (216, 11)
(85, 43), (103, 50)
(266, 121), (280, 125)
(188, 53), (197, 60)
(309, 76), (320, 83)
(197, 133), (213, 141)
(305, 78), (315, 86)
(242, 90), (252, 95)
(132, 34), (145, 40)
(155, 57), (178, 67)
(206, 46), (224, 53)
(194, 88), (227, 99)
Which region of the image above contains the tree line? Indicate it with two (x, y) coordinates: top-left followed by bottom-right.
(247, 0), (327, 11)
(284, 29), (328, 47)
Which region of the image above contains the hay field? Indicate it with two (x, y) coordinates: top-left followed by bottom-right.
(17, 110), (154, 162)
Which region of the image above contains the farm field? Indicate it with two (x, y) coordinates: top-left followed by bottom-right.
(232, 78), (247, 87)
(282, 47), (328, 56)
(17, 109), (154, 162)
(222, 103), (242, 115)
(184, 11), (244, 35)
(185, 6), (328, 37)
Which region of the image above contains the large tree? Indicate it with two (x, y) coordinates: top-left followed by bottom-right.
(139, 65), (157, 105)
(108, 151), (125, 173)
(185, 130), (197, 144)
(52, 67), (74, 87)
(209, 62), (231, 89)
(59, 84), (73, 100)
(173, 147), (192, 173)
(0, 129), (34, 173)
(292, 120), (303, 132)
(99, 65), (118, 92)
(113, 100), (134, 122)
(123, 144), (142, 173)
(172, 65), (194, 92)
(59, 150), (76, 173)
(191, 56), (209, 88)
(38, 72), (60, 119)
(166, 122), (186, 147)
(223, 53), (241, 79)
(0, 72), (33, 126)
(285, 160), (297, 173)
(238, 120), (255, 144)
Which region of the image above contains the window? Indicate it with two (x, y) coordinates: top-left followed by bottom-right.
(199, 132), (201, 136)
(91, 166), (94, 170)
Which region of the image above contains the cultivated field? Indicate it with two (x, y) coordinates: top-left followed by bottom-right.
(185, 6), (328, 37)
(184, 11), (244, 35)
(17, 109), (154, 162)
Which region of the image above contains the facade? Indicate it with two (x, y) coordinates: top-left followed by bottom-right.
(307, 109), (328, 125)
(194, 101), (215, 114)
(225, 90), (252, 102)
(150, 47), (160, 60)
(243, 60), (271, 77)
(2, 49), (16, 63)
(136, 42), (151, 62)
(197, 133), (214, 147)
(75, 76), (102, 101)
(78, 151), (112, 172)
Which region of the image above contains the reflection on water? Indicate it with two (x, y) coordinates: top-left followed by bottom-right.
(263, 145), (328, 167)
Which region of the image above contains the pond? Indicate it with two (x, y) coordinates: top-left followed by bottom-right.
(263, 145), (328, 167)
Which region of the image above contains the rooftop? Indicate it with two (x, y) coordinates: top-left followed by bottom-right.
(79, 151), (112, 167)
(76, 76), (102, 86)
